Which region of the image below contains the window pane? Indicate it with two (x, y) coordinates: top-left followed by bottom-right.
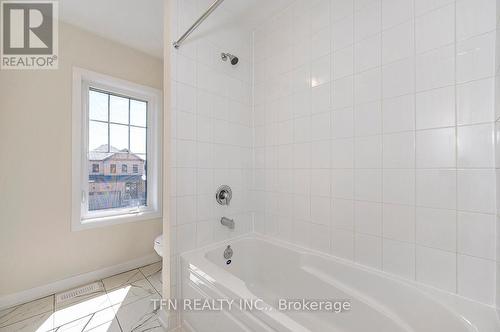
(87, 90), (148, 213)
(89, 90), (108, 121)
(89, 120), (108, 151)
(130, 127), (146, 154)
(110, 95), (129, 124)
(110, 124), (129, 151)
(130, 100), (147, 127)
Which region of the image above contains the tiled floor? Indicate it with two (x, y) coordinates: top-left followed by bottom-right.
(0, 261), (163, 332)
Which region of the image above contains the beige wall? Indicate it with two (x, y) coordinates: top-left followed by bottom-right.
(0, 22), (163, 296)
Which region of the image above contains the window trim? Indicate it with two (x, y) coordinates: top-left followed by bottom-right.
(72, 67), (162, 231)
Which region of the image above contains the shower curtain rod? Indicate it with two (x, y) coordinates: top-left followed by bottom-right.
(173, 0), (225, 49)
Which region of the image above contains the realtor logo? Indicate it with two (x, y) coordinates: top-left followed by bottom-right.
(1, 0), (58, 69)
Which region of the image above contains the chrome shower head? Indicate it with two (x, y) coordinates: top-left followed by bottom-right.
(221, 52), (238, 65)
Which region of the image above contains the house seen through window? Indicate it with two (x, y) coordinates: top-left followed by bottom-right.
(88, 89), (147, 212)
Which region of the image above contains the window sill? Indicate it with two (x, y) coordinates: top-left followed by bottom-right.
(72, 210), (162, 231)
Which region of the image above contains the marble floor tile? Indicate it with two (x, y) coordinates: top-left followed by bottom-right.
(138, 262), (161, 279)
(139, 263), (162, 296)
(0, 311), (54, 332)
(53, 307), (121, 332)
(114, 295), (162, 332)
(106, 278), (158, 307)
(102, 270), (144, 292)
(1, 265), (166, 332)
(0, 296), (54, 328)
(53, 282), (112, 328)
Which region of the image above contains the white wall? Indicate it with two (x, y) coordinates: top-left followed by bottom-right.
(0, 22), (163, 297)
(253, 0), (497, 305)
(167, 0), (254, 320)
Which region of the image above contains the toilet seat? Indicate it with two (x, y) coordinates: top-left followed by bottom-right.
(154, 234), (163, 257)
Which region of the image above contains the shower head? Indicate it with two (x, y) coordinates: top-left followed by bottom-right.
(221, 52), (239, 65)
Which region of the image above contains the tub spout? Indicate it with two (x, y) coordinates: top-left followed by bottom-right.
(221, 217), (234, 229)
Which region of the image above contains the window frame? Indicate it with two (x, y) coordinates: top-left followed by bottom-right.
(72, 67), (162, 231)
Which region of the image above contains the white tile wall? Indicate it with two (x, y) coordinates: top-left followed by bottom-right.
(169, 0), (255, 315)
(252, 0), (498, 305)
(170, 0), (498, 311)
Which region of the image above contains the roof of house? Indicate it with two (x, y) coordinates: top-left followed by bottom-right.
(89, 145), (145, 161)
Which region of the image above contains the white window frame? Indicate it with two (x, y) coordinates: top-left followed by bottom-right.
(72, 67), (162, 231)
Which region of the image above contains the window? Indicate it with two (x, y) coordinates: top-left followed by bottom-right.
(72, 68), (162, 231)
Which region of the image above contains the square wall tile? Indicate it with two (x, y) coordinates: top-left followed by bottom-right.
(457, 255), (496, 305)
(311, 169), (331, 197)
(331, 170), (355, 199)
(456, 0), (496, 41)
(416, 45), (455, 91)
(416, 170), (456, 209)
(383, 131), (415, 168)
(332, 108), (354, 138)
(416, 128), (456, 168)
(332, 198), (355, 230)
(354, 101), (382, 136)
(382, 94), (415, 133)
(355, 169), (383, 202)
(331, 138), (354, 169)
(310, 223), (331, 253)
(457, 212), (495, 260)
(383, 203), (415, 242)
(457, 169), (496, 214)
(383, 240), (416, 279)
(333, 46), (354, 80)
(381, 0), (414, 30)
(354, 3), (382, 42)
(331, 228), (354, 259)
(382, 57), (415, 99)
(457, 78), (495, 126)
(416, 246), (456, 292)
(354, 34), (381, 72)
(354, 68), (382, 104)
(311, 196), (331, 225)
(416, 207), (456, 251)
(331, 0), (354, 22)
(416, 86), (455, 130)
(456, 31), (496, 84)
(332, 16), (354, 51)
(355, 135), (383, 168)
(332, 76), (354, 110)
(415, 0), (454, 16)
(415, 4), (455, 53)
(355, 201), (383, 236)
(355, 233), (382, 269)
(457, 123), (495, 168)
(382, 21), (414, 65)
(383, 169), (415, 205)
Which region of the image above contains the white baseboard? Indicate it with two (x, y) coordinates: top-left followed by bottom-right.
(0, 254), (160, 310)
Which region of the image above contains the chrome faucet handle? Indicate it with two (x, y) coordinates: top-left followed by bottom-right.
(216, 185), (232, 205)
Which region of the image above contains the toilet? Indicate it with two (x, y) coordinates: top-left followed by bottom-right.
(154, 234), (163, 257)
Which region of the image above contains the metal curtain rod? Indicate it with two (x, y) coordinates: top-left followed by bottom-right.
(173, 0), (225, 49)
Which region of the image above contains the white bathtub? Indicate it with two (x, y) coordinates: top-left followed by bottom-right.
(180, 234), (500, 332)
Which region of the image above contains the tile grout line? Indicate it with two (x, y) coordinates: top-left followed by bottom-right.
(453, 0), (459, 295)
(351, 0), (356, 263)
(380, 0), (384, 271)
(413, 0), (418, 282)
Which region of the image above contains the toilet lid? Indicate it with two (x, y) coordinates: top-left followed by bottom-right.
(154, 235), (163, 246)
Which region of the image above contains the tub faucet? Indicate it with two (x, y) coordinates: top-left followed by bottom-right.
(221, 217), (234, 229)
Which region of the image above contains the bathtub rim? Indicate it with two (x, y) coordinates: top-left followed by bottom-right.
(180, 232), (500, 331)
